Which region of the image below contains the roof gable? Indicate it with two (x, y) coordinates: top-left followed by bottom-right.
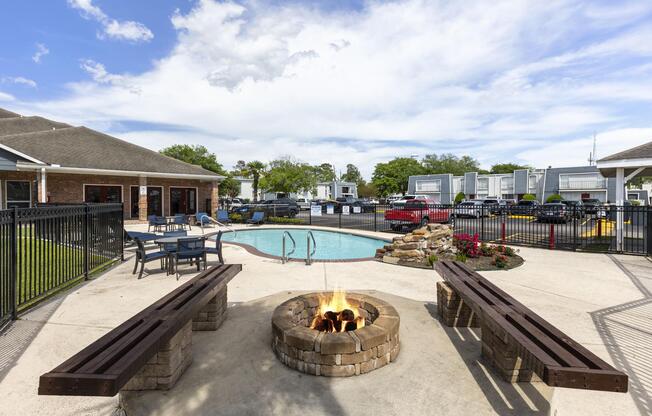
(0, 116), (70, 136)
(599, 140), (652, 162)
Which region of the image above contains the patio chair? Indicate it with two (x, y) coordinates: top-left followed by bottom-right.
(216, 209), (231, 225)
(195, 212), (211, 228)
(133, 238), (169, 279)
(163, 230), (188, 237)
(205, 231), (224, 264)
(173, 214), (191, 231)
(171, 237), (207, 279)
(147, 215), (167, 232)
(247, 211), (265, 225)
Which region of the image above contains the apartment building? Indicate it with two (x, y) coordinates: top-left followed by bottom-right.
(239, 180), (358, 201)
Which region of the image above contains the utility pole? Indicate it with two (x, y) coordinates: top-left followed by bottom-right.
(588, 133), (597, 166)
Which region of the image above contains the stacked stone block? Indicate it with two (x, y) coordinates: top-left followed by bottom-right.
(272, 293), (400, 377)
(436, 281), (479, 327)
(378, 224), (457, 267)
(192, 286), (228, 331)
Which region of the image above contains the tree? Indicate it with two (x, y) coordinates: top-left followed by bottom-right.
(160, 144), (225, 174)
(219, 175), (241, 198)
(546, 194), (563, 203)
(341, 164), (365, 186)
(454, 192), (466, 204)
(490, 163), (532, 174)
(260, 158), (316, 195)
(357, 182), (377, 198)
(371, 157), (425, 197)
(421, 153), (480, 176)
(232, 160), (247, 176)
(313, 163), (337, 182)
(241, 161), (266, 202)
(522, 194), (536, 201)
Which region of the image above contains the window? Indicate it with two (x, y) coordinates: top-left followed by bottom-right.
(559, 173), (606, 190)
(6, 181), (31, 208)
(477, 178), (489, 191)
(501, 177), (514, 190)
(415, 180), (441, 193)
(170, 187), (197, 215)
(84, 185), (122, 204)
(341, 186), (350, 194)
(130, 186), (163, 218)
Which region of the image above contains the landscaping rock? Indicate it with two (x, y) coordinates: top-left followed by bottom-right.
(381, 224), (456, 267)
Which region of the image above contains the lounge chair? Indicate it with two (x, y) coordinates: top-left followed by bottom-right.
(216, 209), (231, 225)
(133, 238), (169, 278)
(247, 211), (265, 225)
(195, 212), (211, 228)
(125, 230), (158, 245)
(205, 231), (224, 264)
(171, 237), (207, 279)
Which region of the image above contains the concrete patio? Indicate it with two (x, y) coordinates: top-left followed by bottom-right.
(0, 224), (649, 415)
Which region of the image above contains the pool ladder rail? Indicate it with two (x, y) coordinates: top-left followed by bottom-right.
(282, 231), (296, 264)
(306, 231), (317, 265)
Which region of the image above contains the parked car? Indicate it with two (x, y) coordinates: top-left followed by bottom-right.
(366, 198), (380, 204)
(495, 199), (516, 214)
(295, 198), (311, 211)
(453, 200), (484, 218)
(384, 198), (451, 231)
(220, 198), (244, 211)
(581, 198), (602, 215)
(390, 194), (430, 208)
(537, 202), (570, 223)
(560, 200), (585, 218)
(233, 198), (299, 218)
(510, 200), (541, 215)
(337, 197), (375, 213)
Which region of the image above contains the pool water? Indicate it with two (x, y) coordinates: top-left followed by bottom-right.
(220, 228), (386, 260)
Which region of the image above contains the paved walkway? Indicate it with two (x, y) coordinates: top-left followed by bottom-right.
(0, 224), (649, 415)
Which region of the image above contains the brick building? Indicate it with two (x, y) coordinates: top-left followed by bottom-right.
(0, 108), (223, 220)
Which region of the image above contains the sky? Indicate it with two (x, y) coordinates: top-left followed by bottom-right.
(1, 0), (652, 179)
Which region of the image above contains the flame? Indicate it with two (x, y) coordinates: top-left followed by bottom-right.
(310, 289), (366, 333)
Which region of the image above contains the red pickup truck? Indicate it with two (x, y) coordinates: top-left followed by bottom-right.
(384, 199), (451, 231)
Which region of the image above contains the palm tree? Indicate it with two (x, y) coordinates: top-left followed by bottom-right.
(244, 161), (266, 202)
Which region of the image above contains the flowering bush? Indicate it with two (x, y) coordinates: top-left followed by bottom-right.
(453, 233), (480, 258)
(479, 242), (494, 257)
(493, 254), (508, 268)
(493, 245), (516, 257)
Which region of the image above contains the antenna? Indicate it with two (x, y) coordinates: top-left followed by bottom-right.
(588, 133), (597, 166)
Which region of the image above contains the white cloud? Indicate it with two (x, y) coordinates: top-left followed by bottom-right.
(32, 43), (49, 63)
(68, 0), (153, 42)
(20, 0), (652, 178)
(0, 91), (15, 102)
(2, 77), (37, 88)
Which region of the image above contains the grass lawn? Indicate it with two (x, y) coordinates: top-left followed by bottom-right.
(14, 237), (117, 310)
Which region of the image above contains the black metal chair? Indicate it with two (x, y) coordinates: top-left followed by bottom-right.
(133, 238), (169, 279)
(173, 214), (191, 231)
(205, 231), (224, 264)
(148, 215), (167, 232)
(171, 237), (206, 279)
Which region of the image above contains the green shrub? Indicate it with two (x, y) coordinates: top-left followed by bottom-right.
(454, 192), (466, 204)
(630, 200), (641, 206)
(455, 253), (468, 262)
(228, 213), (244, 223)
(267, 216), (304, 224)
(479, 242), (494, 257)
(546, 194), (563, 203)
(493, 245), (517, 257)
(493, 254), (508, 268)
(522, 194), (536, 201)
(427, 254), (439, 266)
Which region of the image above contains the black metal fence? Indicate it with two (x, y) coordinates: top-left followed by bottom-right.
(292, 203), (651, 256)
(0, 203), (123, 328)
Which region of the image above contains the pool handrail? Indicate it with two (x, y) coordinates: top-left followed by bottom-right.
(199, 214), (237, 238)
(282, 231), (296, 264)
(306, 230), (317, 265)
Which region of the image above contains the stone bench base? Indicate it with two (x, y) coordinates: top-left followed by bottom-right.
(436, 281), (541, 384)
(122, 286), (228, 391)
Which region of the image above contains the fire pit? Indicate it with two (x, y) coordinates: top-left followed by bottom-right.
(272, 291), (400, 376)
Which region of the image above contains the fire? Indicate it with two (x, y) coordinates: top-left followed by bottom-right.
(310, 289), (366, 333)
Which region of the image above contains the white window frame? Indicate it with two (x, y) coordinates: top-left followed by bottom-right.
(500, 176), (514, 190)
(477, 177), (489, 191)
(169, 186), (199, 215)
(5, 180), (32, 209)
(82, 183), (124, 204)
(559, 172), (606, 190)
(415, 179), (441, 193)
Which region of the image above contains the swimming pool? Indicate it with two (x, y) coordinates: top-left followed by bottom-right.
(219, 228), (387, 261)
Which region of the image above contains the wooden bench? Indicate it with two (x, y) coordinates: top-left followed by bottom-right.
(38, 263), (241, 396)
(435, 261), (628, 393)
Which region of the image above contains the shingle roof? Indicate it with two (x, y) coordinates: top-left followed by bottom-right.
(0, 107), (221, 177)
(599, 140), (652, 162)
(0, 116), (70, 136)
(0, 108), (20, 118)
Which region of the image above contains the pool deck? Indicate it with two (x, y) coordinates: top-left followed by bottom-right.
(0, 223), (649, 415)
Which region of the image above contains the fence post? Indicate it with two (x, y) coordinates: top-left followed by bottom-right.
(501, 212), (506, 244)
(120, 203), (125, 261)
(549, 223), (555, 249)
(480, 206), (485, 241)
(338, 210), (342, 229)
(83, 204), (89, 280)
(374, 204), (378, 232)
(572, 206), (578, 251)
(647, 207), (652, 256)
(10, 207), (18, 320)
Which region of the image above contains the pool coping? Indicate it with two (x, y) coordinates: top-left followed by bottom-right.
(218, 226), (392, 263)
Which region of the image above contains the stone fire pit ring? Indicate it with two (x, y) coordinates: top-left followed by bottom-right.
(272, 292), (400, 377)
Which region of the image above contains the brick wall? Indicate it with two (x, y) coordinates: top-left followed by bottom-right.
(0, 171), (214, 219)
